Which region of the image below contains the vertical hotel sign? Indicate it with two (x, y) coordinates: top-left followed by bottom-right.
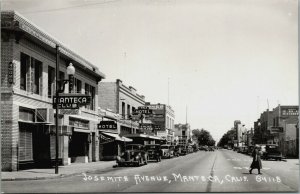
(8, 62), (16, 84)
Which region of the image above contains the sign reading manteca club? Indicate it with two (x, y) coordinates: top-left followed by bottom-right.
(53, 93), (91, 109)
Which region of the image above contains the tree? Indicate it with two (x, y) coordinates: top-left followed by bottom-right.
(217, 128), (237, 148)
(192, 128), (216, 146)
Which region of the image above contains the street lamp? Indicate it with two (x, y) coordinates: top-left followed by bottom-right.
(55, 45), (76, 174)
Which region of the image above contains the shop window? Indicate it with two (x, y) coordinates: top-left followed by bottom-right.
(20, 53), (29, 91)
(19, 123), (33, 161)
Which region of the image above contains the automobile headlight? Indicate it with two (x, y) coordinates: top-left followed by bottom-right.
(135, 156), (139, 160)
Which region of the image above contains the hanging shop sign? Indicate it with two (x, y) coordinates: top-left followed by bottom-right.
(53, 94), (91, 109)
(98, 120), (117, 130)
(8, 62), (15, 84)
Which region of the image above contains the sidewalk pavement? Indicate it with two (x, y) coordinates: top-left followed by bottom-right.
(1, 160), (116, 181)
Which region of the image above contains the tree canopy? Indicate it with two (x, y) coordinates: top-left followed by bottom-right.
(192, 128), (215, 146)
(217, 128), (237, 147)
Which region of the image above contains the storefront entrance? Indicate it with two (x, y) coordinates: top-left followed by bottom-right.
(69, 132), (89, 163)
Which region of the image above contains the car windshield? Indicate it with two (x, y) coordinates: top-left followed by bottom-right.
(161, 146), (169, 149)
(267, 148), (280, 153)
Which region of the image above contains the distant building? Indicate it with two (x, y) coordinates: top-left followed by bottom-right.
(253, 105), (299, 157)
(98, 79), (145, 159)
(174, 123), (191, 146)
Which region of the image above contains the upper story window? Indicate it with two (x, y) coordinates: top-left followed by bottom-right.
(122, 102), (125, 118)
(74, 78), (82, 94)
(127, 104), (130, 119)
(32, 58), (42, 95)
(20, 53), (29, 91)
(20, 52), (42, 95)
(48, 66), (55, 98)
(85, 83), (95, 110)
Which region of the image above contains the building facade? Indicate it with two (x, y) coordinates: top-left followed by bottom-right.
(174, 123), (191, 146)
(253, 105), (299, 157)
(98, 79), (145, 159)
(1, 11), (105, 171)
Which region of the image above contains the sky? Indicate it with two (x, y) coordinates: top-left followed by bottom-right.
(2, 0), (298, 143)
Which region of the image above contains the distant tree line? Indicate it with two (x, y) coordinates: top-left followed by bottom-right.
(217, 128), (237, 148)
(192, 128), (215, 146)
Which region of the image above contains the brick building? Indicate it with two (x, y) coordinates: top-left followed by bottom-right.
(253, 105), (299, 157)
(98, 79), (145, 159)
(1, 11), (105, 171)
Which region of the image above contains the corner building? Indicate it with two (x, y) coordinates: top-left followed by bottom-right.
(1, 11), (105, 171)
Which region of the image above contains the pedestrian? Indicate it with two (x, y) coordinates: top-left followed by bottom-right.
(249, 146), (262, 174)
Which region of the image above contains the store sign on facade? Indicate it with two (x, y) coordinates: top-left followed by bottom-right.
(53, 94), (91, 109)
(98, 121), (117, 130)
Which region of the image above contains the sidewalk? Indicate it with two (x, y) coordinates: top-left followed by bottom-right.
(1, 160), (116, 181)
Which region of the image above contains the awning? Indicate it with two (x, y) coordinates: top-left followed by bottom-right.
(124, 133), (162, 140)
(101, 132), (132, 142)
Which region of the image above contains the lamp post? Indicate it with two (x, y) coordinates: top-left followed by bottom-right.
(55, 45), (75, 174)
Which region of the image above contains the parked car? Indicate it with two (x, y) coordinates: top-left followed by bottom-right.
(208, 146), (215, 152)
(144, 144), (162, 162)
(261, 144), (283, 161)
(116, 144), (148, 167)
(161, 144), (174, 158)
(179, 146), (187, 155)
(173, 145), (180, 157)
(238, 146), (247, 154)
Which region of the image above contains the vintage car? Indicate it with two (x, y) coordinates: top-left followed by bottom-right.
(116, 144), (148, 167)
(173, 145), (180, 157)
(144, 144), (162, 162)
(179, 146), (187, 155)
(261, 144), (283, 161)
(208, 146), (215, 152)
(161, 144), (174, 158)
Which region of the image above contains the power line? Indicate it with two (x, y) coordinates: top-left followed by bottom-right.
(20, 0), (120, 14)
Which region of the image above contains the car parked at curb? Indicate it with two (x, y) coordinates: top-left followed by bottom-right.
(161, 144), (174, 158)
(144, 144), (162, 162)
(116, 144), (148, 167)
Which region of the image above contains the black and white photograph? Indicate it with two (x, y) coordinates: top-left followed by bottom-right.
(0, 0), (299, 193)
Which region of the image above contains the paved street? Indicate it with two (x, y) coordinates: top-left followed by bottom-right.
(2, 149), (299, 193)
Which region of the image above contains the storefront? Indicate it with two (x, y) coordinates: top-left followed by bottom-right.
(68, 117), (91, 163)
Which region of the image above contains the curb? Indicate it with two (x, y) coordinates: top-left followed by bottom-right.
(1, 165), (115, 181)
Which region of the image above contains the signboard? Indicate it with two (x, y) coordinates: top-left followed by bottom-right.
(8, 62), (15, 84)
(281, 108), (298, 116)
(98, 121), (117, 130)
(134, 106), (153, 114)
(53, 94), (91, 109)
(59, 109), (79, 115)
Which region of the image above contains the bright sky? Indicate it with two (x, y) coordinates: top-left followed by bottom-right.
(2, 0), (298, 143)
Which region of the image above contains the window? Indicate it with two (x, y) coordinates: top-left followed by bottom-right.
(122, 102), (125, 118)
(48, 66), (55, 97)
(74, 78), (82, 94)
(32, 58), (42, 95)
(132, 107), (136, 114)
(182, 131), (186, 136)
(85, 83), (95, 110)
(20, 53), (29, 91)
(127, 104), (130, 119)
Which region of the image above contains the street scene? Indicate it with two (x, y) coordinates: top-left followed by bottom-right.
(1, 0), (299, 193)
(2, 149), (299, 193)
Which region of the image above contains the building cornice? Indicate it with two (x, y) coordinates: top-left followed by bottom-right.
(1, 10), (106, 80)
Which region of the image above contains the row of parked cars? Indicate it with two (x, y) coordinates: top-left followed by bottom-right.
(116, 144), (195, 167)
(233, 144), (283, 161)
